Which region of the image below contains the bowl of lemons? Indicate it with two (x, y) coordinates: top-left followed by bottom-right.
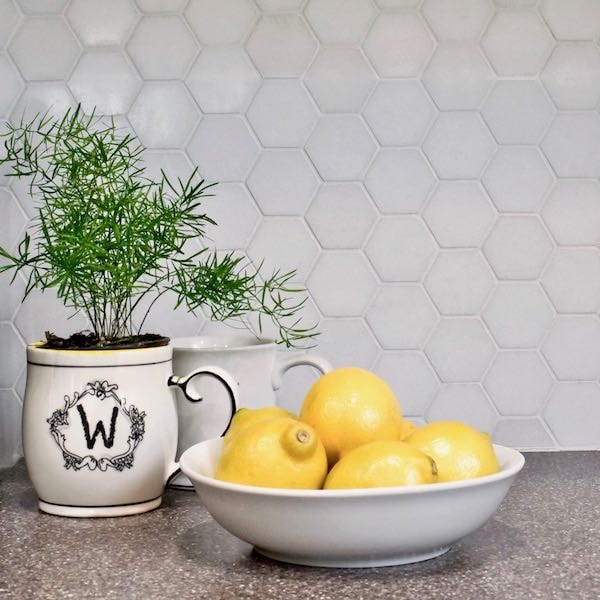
(180, 368), (525, 568)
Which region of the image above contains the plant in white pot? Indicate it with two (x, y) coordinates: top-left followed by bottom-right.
(0, 107), (317, 516)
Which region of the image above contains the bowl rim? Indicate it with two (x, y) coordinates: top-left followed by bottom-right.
(179, 439), (526, 499)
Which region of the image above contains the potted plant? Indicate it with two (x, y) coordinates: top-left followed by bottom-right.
(0, 106), (316, 516)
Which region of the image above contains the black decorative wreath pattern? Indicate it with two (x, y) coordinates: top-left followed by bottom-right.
(47, 380), (146, 472)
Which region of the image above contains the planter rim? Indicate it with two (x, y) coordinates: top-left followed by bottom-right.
(27, 341), (172, 368)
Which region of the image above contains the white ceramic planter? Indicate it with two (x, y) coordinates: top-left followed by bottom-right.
(23, 342), (236, 517)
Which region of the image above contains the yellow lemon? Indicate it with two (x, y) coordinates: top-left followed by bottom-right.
(399, 418), (418, 440)
(299, 367), (404, 468)
(223, 406), (296, 449)
(324, 440), (437, 489)
(405, 421), (499, 483)
(216, 417), (327, 489)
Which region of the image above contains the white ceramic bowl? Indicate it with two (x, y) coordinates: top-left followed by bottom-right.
(180, 439), (525, 568)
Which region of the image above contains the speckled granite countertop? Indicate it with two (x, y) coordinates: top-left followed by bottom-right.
(1, 453), (599, 600)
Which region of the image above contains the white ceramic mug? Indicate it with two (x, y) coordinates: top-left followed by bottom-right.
(23, 342), (237, 517)
(170, 335), (332, 488)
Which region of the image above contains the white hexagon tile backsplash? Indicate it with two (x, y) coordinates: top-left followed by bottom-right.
(2, 0), (600, 465)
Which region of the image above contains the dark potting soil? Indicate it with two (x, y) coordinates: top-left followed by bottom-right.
(40, 331), (170, 350)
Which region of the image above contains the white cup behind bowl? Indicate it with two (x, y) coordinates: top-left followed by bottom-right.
(170, 335), (332, 489)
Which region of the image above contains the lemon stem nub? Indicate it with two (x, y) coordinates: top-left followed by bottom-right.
(430, 458), (438, 476)
(296, 430), (310, 444)
(281, 423), (318, 459)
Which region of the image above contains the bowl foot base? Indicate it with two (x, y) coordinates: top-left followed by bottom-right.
(38, 496), (162, 518)
(254, 545), (452, 568)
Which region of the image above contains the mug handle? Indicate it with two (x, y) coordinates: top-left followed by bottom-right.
(167, 365), (239, 435)
(272, 353), (333, 390)
(165, 366), (239, 489)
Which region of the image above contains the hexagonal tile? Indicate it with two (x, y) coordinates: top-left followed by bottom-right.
(0, 389), (22, 468)
(541, 0), (600, 41)
(363, 81), (435, 147)
(542, 249), (600, 314)
(484, 351), (553, 416)
(14, 287), (89, 343)
(374, 352), (439, 416)
(376, 0), (420, 5)
(141, 150), (193, 182)
(0, 120), (9, 179)
(423, 112), (495, 179)
(315, 318), (380, 370)
(365, 149), (436, 215)
(482, 80), (555, 145)
(542, 113), (600, 178)
(423, 181), (496, 248)
(0, 1), (20, 49)
(308, 252), (377, 316)
(199, 183), (259, 251)
(544, 383), (600, 447)
(186, 47), (260, 114)
(483, 283), (554, 349)
(365, 217), (436, 282)
(493, 0), (536, 6)
(0, 272), (25, 321)
(422, 0), (492, 41)
(18, 0), (68, 13)
(482, 10), (553, 76)
(0, 324), (23, 387)
(483, 147), (554, 213)
(67, 0), (139, 47)
(423, 45), (495, 110)
(256, 0), (304, 9)
(425, 318), (496, 382)
(10, 82), (76, 122)
(128, 82), (199, 149)
(185, 0), (257, 45)
(247, 80), (318, 148)
(363, 13), (434, 77)
(541, 45), (600, 110)
(137, 289), (205, 338)
(483, 216), (553, 280)
(366, 285), (438, 350)
(8, 176), (37, 218)
(304, 48), (375, 114)
(246, 14), (316, 77)
(0, 53), (23, 118)
(247, 150), (318, 216)
(427, 385), (496, 432)
(0, 188), (27, 251)
(9, 17), (80, 81)
(305, 0), (375, 45)
(305, 115), (376, 182)
(542, 316), (600, 380)
(69, 51), (141, 115)
(136, 0), (188, 11)
(247, 218), (318, 283)
(127, 15), (197, 80)
(306, 183), (377, 249)
(424, 250), (495, 316)
(542, 181), (600, 247)
(187, 115), (260, 183)
(493, 418), (554, 449)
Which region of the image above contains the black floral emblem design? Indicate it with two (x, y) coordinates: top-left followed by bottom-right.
(46, 380), (146, 472)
